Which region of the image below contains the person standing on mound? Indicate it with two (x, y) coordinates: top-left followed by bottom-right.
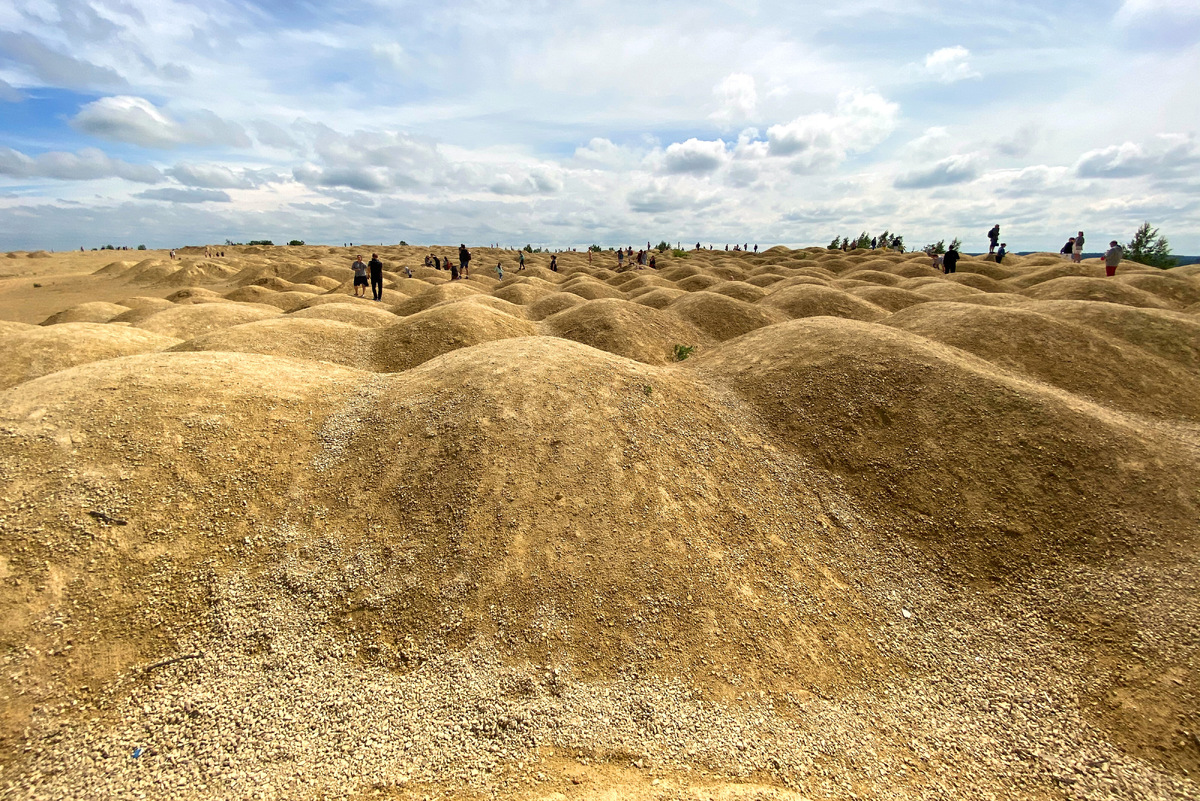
(943, 244), (960, 274)
(1073, 231), (1085, 263)
(458, 244), (471, 279)
(496, 261), (504, 280)
(1104, 240), (1122, 277)
(518, 251), (526, 271)
(987, 225), (1000, 254)
(351, 255), (369, 297)
(550, 255), (558, 272)
(996, 243), (1007, 264)
(368, 253), (384, 301)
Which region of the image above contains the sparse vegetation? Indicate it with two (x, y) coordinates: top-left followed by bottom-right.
(656, 241), (670, 252)
(589, 245), (602, 252)
(673, 344), (695, 361)
(1125, 222), (1176, 269)
(671, 249), (687, 258)
(248, 240), (274, 246)
(288, 240), (305, 246)
(137, 244), (146, 250)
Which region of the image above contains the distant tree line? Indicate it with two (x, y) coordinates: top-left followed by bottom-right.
(828, 231), (906, 252)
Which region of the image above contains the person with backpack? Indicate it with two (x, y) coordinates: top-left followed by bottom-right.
(987, 225), (1000, 254)
(518, 251), (526, 271)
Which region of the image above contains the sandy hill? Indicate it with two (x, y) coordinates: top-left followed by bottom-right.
(0, 244), (1197, 801)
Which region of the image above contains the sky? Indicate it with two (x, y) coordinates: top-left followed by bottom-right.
(1, 0), (1199, 252)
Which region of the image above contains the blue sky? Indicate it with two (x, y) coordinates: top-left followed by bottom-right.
(1, 0), (1198, 251)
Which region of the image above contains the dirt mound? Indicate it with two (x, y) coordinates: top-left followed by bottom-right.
(287, 304), (401, 328)
(911, 282), (985, 300)
(946, 273), (1008, 293)
(541, 299), (709, 364)
(223, 286), (315, 311)
(630, 287), (687, 309)
(492, 282), (559, 306)
(164, 287), (228, 304)
(159, 260), (239, 286)
(132, 303), (283, 339)
(760, 284), (888, 322)
(373, 303), (537, 372)
(428, 295), (528, 319)
(1020, 300), (1200, 372)
(1115, 272), (1200, 307)
(667, 292), (787, 341)
(388, 282), (483, 315)
(0, 323), (178, 389)
(708, 281), (767, 303)
(40, 301), (129, 325)
(92, 260), (139, 277)
(846, 285), (929, 311)
(841, 269), (903, 286)
(561, 277), (627, 301)
(1005, 262), (1099, 289)
(525, 292), (585, 320)
(698, 317), (1199, 554)
(1020, 276), (1174, 309)
(170, 318), (373, 370)
(883, 302), (1200, 419)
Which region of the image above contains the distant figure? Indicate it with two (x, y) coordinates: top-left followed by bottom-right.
(424, 254), (432, 269)
(696, 242), (701, 250)
(449, 257), (460, 280)
(497, 261), (504, 280)
(518, 251), (526, 271)
(929, 250), (942, 270)
(588, 250), (592, 264)
(351, 255), (369, 297)
(987, 225), (1000, 254)
(870, 237), (877, 250)
(1061, 237), (1075, 259)
(459, 244), (471, 278)
(1073, 231), (1085, 263)
(550, 255), (558, 272)
(169, 249), (176, 260)
(404, 264), (412, 278)
(996, 243), (1007, 264)
(753, 244), (758, 253)
(724, 244), (728, 251)
(617, 248), (625, 268)
(1104, 240), (1122, 277)
(943, 244), (960, 274)
(367, 253), (385, 300)
(649, 254), (656, 269)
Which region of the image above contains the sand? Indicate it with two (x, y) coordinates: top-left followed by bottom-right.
(0, 244), (1198, 801)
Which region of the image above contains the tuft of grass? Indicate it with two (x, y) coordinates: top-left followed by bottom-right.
(642, 384), (653, 396)
(673, 344), (695, 362)
(671, 249), (688, 258)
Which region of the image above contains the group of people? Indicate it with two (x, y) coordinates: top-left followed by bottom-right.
(419, 245), (473, 281)
(1060, 231), (1087, 263)
(616, 247), (657, 270)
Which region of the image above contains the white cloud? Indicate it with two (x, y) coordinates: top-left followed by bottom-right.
(135, 187), (232, 203)
(0, 31), (125, 90)
(894, 153), (985, 189)
(166, 163), (256, 189)
(766, 90), (899, 171)
(72, 96), (251, 149)
(0, 77), (21, 102)
(660, 138), (730, 174)
(0, 146), (161, 183)
(628, 178), (718, 214)
(1074, 134), (1199, 178)
(923, 46), (981, 84)
(1115, 0), (1200, 23)
(710, 73), (757, 124)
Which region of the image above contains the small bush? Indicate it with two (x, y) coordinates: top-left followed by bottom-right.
(137, 244), (146, 250)
(673, 344), (696, 362)
(288, 240), (305, 246)
(248, 239), (274, 246)
(656, 240), (670, 252)
(589, 244), (602, 252)
(398, 240), (408, 246)
(671, 249), (687, 258)
(642, 384), (653, 396)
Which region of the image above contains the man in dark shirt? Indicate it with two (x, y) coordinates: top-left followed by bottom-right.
(368, 253), (384, 301)
(458, 244), (471, 279)
(943, 244), (960, 274)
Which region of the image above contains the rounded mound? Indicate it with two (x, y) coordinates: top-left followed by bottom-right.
(390, 282), (486, 316)
(132, 303), (283, 339)
(373, 303), (538, 372)
(40, 301), (129, 325)
(541, 299), (709, 365)
(286, 304), (401, 328)
(708, 281), (767, 303)
(170, 318), (374, 370)
(698, 317), (1198, 553)
(1020, 276), (1174, 309)
(0, 322), (179, 390)
(526, 292), (586, 321)
(1115, 273), (1200, 307)
(883, 302), (1200, 419)
(630, 287), (687, 309)
(760, 284), (888, 322)
(1020, 300), (1200, 372)
(667, 291), (787, 341)
(846, 285), (929, 312)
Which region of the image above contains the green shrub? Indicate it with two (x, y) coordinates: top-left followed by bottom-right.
(137, 244), (146, 250)
(656, 240), (670, 252)
(671, 249), (687, 258)
(673, 344), (695, 361)
(1125, 222), (1176, 269)
(288, 240), (305, 246)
